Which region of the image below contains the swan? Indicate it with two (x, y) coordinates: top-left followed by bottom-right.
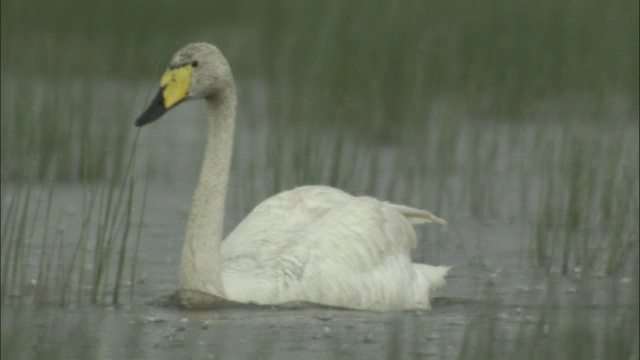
(135, 42), (449, 311)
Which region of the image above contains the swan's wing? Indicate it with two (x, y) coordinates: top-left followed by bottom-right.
(222, 186), (445, 310)
(285, 196), (420, 310)
(221, 186), (353, 303)
(222, 186), (354, 261)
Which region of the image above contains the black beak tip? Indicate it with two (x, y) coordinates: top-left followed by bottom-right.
(134, 88), (168, 127)
(134, 116), (152, 127)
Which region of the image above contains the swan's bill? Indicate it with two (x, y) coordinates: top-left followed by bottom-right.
(160, 65), (192, 108)
(135, 64), (193, 127)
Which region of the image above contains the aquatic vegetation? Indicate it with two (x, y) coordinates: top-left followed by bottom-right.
(531, 123), (639, 274)
(0, 128), (147, 306)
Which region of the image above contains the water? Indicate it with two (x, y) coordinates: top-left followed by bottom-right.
(1, 79), (638, 359)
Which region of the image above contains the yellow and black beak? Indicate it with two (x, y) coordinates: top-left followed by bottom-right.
(135, 64), (193, 127)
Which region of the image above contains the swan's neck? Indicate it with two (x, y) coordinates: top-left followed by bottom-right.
(180, 87), (236, 297)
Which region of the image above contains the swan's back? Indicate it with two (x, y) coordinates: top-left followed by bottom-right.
(221, 186), (448, 310)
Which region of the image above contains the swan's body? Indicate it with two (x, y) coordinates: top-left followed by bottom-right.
(136, 43), (449, 311)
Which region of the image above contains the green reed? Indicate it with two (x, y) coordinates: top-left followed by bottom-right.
(530, 123), (639, 274)
(0, 92), (147, 307)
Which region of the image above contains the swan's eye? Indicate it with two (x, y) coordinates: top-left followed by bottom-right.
(192, 61), (199, 68)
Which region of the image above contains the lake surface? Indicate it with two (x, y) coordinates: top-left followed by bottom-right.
(1, 79), (638, 359)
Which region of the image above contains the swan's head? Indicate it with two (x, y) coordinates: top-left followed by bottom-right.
(135, 42), (234, 127)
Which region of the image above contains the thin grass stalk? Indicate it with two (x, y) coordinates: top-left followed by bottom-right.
(60, 210), (92, 305)
(18, 186), (49, 301)
(90, 189), (107, 302)
(96, 185), (119, 303)
(54, 225), (67, 305)
(1, 188), (22, 303)
(95, 179), (126, 302)
(61, 153), (101, 304)
(9, 184), (33, 302)
(99, 131), (140, 303)
(41, 222), (61, 303)
(75, 182), (99, 304)
(2, 189), (23, 301)
(35, 180), (56, 302)
(328, 134), (343, 188)
(365, 146), (379, 196)
(605, 170), (637, 273)
(112, 176), (134, 304)
(76, 137), (104, 303)
(0, 187), (17, 247)
(91, 162), (116, 303)
(129, 158), (150, 302)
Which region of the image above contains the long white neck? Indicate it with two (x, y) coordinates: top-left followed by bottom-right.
(180, 87), (236, 297)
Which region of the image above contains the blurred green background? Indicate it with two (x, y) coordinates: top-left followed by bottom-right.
(3, 0), (638, 118)
(2, 0), (638, 181)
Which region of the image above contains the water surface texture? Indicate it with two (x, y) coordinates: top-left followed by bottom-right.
(2, 83), (637, 358)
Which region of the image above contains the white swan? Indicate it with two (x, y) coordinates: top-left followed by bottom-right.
(135, 43), (449, 311)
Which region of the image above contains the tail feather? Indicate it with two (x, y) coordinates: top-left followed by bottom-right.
(412, 264), (450, 308)
(385, 203), (447, 225)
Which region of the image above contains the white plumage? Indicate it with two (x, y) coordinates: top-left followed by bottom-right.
(136, 43), (449, 311)
(222, 186), (448, 310)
